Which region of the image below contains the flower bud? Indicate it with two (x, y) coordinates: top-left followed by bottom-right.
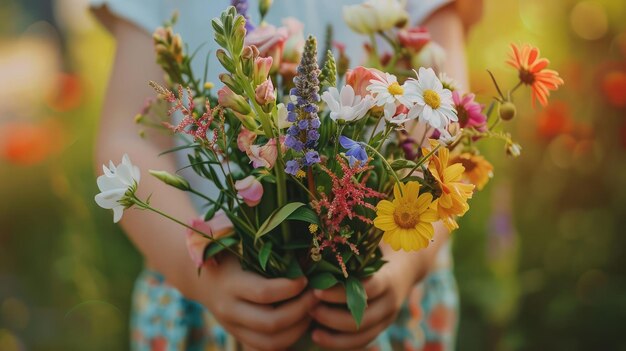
(499, 101), (517, 121)
(259, 0), (273, 20)
(219, 73), (244, 95)
(253, 56), (273, 85)
(506, 142), (522, 157)
(217, 86), (252, 115)
(216, 49), (236, 72)
(149, 170), (190, 190)
(255, 79), (276, 106)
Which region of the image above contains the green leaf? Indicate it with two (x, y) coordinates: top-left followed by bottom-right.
(309, 273), (339, 290)
(307, 259), (344, 276)
(258, 241), (273, 271)
(203, 236), (239, 260)
(285, 259), (304, 279)
(346, 277), (367, 329)
(254, 202), (305, 241)
(289, 206), (320, 225)
(203, 206), (217, 221)
(390, 159), (418, 170)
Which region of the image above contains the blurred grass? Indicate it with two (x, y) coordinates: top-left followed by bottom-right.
(1, 0), (626, 350)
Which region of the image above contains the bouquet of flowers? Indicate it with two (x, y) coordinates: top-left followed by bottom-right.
(95, 0), (562, 327)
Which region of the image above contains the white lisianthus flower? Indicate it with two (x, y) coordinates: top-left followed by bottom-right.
(275, 103), (292, 129)
(404, 67), (457, 130)
(366, 72), (413, 107)
(343, 0), (409, 35)
(95, 154), (141, 223)
(383, 102), (420, 125)
(321, 85), (374, 123)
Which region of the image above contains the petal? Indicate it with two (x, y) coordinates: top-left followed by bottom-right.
(112, 206), (124, 223)
(377, 200), (395, 215)
(95, 189), (127, 209)
(374, 214), (398, 231)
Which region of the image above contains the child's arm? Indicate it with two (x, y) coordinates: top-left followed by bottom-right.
(310, 4), (470, 349)
(96, 16), (315, 350)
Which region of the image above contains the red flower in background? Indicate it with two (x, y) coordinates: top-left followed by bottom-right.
(507, 43), (564, 107)
(0, 120), (64, 165)
(46, 73), (82, 112)
(601, 70), (626, 108)
(536, 100), (573, 140)
(397, 26), (430, 52)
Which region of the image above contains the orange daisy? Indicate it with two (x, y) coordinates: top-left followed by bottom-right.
(425, 143), (475, 231)
(451, 153), (494, 191)
(507, 43), (564, 107)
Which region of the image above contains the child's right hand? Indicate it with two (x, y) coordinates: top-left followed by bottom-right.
(193, 254), (317, 351)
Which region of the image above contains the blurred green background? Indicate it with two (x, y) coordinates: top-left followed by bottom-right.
(1, 0), (625, 350)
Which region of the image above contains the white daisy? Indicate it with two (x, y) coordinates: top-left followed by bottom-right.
(404, 67), (457, 130)
(366, 72), (413, 107)
(321, 85), (374, 123)
(383, 102), (421, 125)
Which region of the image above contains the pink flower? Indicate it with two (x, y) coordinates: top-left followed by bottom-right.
(245, 24), (289, 72)
(248, 137), (284, 169)
(237, 127), (257, 152)
(282, 17), (305, 63)
(254, 79), (275, 106)
(345, 66), (384, 97)
(235, 176), (264, 207)
(253, 56), (273, 85)
(398, 26), (431, 52)
(452, 91), (487, 131)
(186, 210), (234, 268)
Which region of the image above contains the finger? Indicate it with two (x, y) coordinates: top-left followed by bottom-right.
(314, 284), (347, 303)
(362, 274), (387, 301)
(232, 316), (312, 351)
(232, 290), (318, 333)
(311, 292), (394, 332)
(312, 313), (396, 350)
(234, 275), (308, 304)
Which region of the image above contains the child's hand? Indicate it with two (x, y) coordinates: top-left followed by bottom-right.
(309, 263), (413, 350)
(196, 254), (317, 351)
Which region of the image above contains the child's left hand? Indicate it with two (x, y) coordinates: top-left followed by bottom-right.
(309, 261), (414, 350)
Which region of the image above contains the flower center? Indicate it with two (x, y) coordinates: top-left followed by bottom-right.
(423, 89), (441, 109)
(519, 69), (536, 85)
(388, 82), (404, 96)
(393, 206), (419, 229)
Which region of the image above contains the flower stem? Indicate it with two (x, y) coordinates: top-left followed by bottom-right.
(130, 196), (265, 275)
(402, 144), (441, 181)
(362, 143), (403, 195)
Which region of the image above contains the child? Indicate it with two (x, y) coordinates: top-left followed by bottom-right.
(91, 0), (481, 349)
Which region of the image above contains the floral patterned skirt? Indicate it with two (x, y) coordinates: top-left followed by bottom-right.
(130, 245), (458, 351)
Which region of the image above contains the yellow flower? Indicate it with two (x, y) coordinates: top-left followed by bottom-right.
(427, 146), (475, 231)
(374, 181), (439, 251)
(451, 153), (494, 191)
(308, 224), (318, 234)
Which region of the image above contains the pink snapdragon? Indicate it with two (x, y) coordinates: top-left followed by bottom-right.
(255, 79), (275, 105)
(235, 176), (264, 207)
(345, 66), (384, 97)
(186, 210), (234, 268)
(245, 24), (288, 72)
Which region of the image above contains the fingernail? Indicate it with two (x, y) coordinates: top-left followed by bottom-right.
(314, 289), (324, 298)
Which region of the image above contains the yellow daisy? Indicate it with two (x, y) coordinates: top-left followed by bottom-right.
(427, 145), (475, 231)
(374, 181), (439, 251)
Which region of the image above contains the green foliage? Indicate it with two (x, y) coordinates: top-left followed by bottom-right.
(346, 277), (367, 329)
